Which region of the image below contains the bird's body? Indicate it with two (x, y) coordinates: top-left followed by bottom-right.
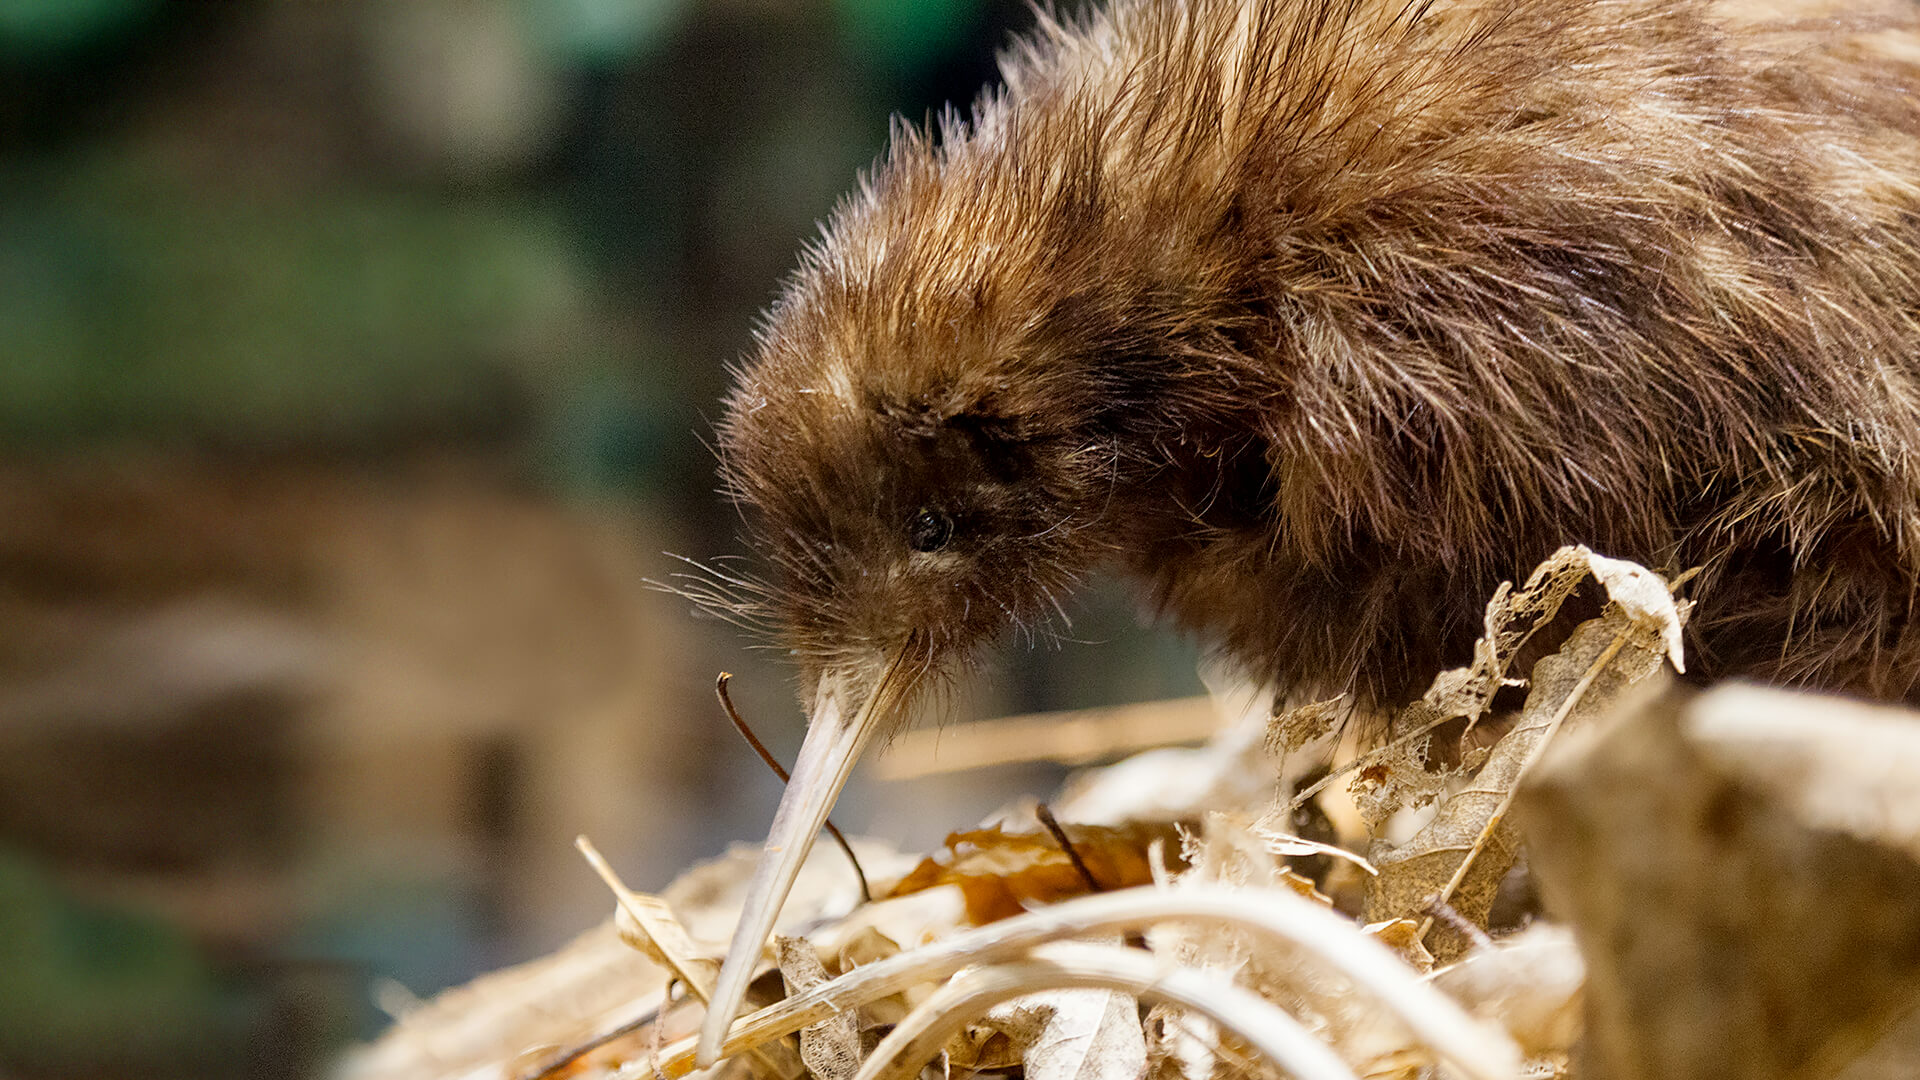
(697, 0), (1920, 1058)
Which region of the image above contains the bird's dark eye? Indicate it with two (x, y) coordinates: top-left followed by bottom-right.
(907, 508), (954, 552)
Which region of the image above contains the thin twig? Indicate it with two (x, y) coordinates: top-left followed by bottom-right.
(1035, 802), (1103, 892)
(717, 672), (872, 903)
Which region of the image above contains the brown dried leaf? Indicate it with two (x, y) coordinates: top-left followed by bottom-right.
(946, 1023), (1023, 1072)
(1275, 866), (1336, 905)
(886, 824), (1168, 925)
(579, 837), (723, 1000)
(1364, 919), (1435, 974)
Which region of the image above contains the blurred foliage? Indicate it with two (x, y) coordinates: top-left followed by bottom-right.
(0, 159), (585, 448)
(0, 2), (1213, 1075)
(834, 0), (981, 72)
(0, 0), (161, 59)
(524, 0), (692, 64)
(0, 847), (232, 1073)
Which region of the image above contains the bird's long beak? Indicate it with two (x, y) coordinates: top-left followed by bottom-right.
(695, 649), (911, 1066)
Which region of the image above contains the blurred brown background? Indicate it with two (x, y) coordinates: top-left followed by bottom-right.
(0, 2), (1204, 1076)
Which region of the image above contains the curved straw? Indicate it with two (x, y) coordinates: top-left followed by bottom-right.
(852, 942), (1360, 1080)
(673, 885), (1519, 1080)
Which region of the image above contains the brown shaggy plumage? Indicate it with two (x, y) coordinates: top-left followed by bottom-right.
(711, 0), (1920, 717)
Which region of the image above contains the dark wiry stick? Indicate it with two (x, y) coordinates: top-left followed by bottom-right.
(717, 673), (873, 904)
(1036, 802), (1103, 893)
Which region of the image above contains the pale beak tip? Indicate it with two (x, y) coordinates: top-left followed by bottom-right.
(692, 669), (895, 1070)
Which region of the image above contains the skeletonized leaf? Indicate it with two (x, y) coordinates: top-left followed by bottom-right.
(1349, 735), (1460, 832)
(1269, 695), (1348, 755)
(979, 972), (1147, 1080)
(1307, 545), (1632, 836)
(778, 935), (865, 1080)
(1365, 583), (1682, 959)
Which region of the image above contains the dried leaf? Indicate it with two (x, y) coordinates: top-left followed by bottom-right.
(1364, 920), (1435, 973)
(1520, 683), (1920, 1080)
(1429, 924), (1583, 1058)
(946, 1022), (1023, 1072)
(1579, 550), (1685, 673)
(578, 837), (722, 1001)
(778, 936), (864, 1080)
(1269, 695), (1348, 755)
(1275, 867), (1336, 905)
(1349, 735), (1456, 832)
(887, 824), (1169, 925)
(979, 974), (1147, 1080)
(1280, 546), (1627, 834)
(1365, 598), (1677, 959)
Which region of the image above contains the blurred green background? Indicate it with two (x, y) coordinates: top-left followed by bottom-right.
(0, 1), (1203, 1076)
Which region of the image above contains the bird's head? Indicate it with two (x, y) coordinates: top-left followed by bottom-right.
(695, 120), (1143, 1062)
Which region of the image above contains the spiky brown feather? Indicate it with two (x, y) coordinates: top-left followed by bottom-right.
(716, 0), (1920, 714)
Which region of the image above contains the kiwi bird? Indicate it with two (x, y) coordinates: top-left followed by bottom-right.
(693, 0), (1920, 1059)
